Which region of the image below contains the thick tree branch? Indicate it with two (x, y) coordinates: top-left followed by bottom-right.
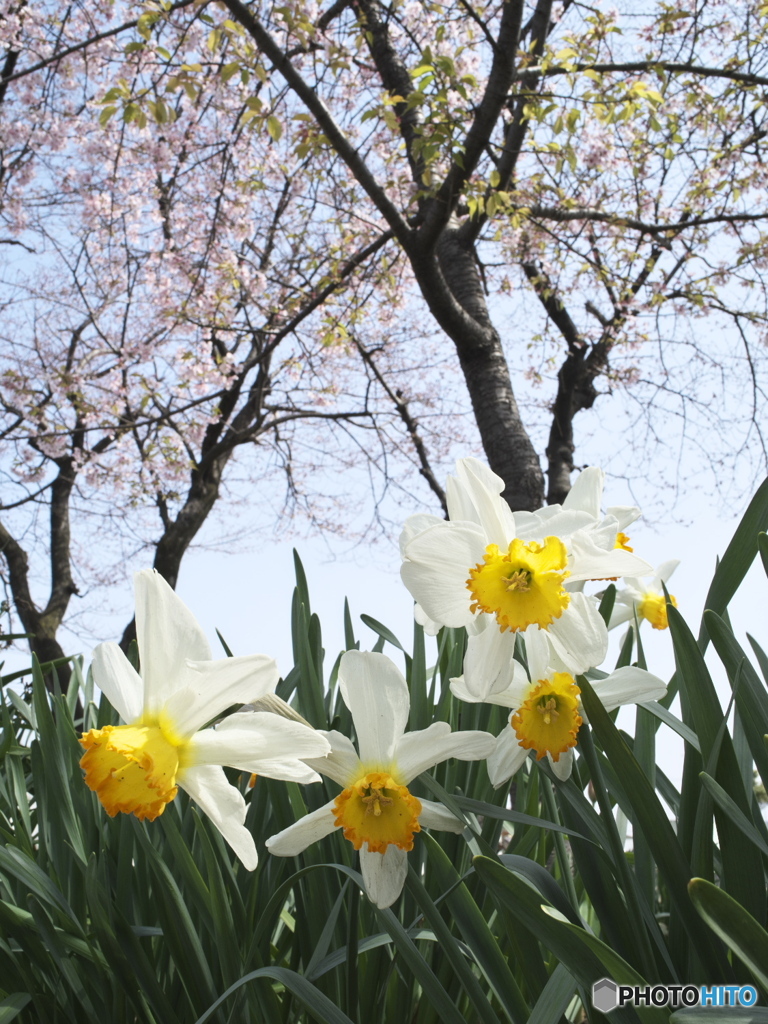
(45, 456), (77, 628)
(0, 518), (35, 634)
(525, 236), (666, 503)
(522, 262), (599, 503)
(0, 509), (71, 682)
(461, 0), (555, 247)
(220, 0), (413, 247)
(352, 0), (427, 187)
(417, 0), (526, 251)
(526, 206), (768, 235)
(519, 60), (768, 88)
(414, 223), (545, 510)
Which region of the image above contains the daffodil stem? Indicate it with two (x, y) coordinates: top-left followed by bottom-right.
(541, 777), (580, 911)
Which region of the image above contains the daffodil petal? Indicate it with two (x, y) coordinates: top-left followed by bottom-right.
(607, 604), (635, 630)
(487, 725), (530, 788)
(135, 570), (212, 714)
(395, 723), (495, 784)
(616, 578), (644, 597)
(655, 559), (680, 585)
(414, 602), (443, 636)
(414, 598), (484, 637)
(449, 674), (526, 710)
(446, 474), (482, 525)
(523, 627), (559, 683)
(544, 592), (608, 675)
(399, 513), (443, 556)
(91, 641), (143, 723)
(589, 667), (667, 712)
(449, 458), (516, 546)
(567, 532), (653, 581)
(401, 521), (487, 628)
(359, 844), (408, 909)
(562, 467), (604, 519)
(188, 713), (329, 770)
(266, 800), (338, 856)
(303, 730), (360, 787)
(338, 651), (408, 766)
(178, 764), (258, 870)
(418, 798), (465, 834)
(243, 758), (322, 784)
(449, 675), (482, 704)
(513, 508), (593, 542)
(584, 516), (623, 553)
(547, 748), (574, 781)
(162, 655), (279, 737)
(461, 621), (523, 700)
(606, 505), (641, 531)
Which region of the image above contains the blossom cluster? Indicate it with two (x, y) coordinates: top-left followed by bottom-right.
(80, 458), (674, 908)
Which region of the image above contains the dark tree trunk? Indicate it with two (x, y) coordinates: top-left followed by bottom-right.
(119, 456), (228, 651)
(435, 222), (545, 510)
(0, 458), (77, 691)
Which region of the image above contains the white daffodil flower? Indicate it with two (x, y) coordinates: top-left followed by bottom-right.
(512, 465), (642, 565)
(608, 559), (680, 632)
(79, 569), (330, 870)
(266, 650), (495, 909)
(450, 630), (666, 786)
(400, 458), (653, 692)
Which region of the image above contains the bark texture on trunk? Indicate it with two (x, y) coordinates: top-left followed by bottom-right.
(435, 222), (545, 510)
(119, 448), (232, 650)
(0, 458), (77, 688)
(545, 345), (603, 506)
(344, 0), (547, 510)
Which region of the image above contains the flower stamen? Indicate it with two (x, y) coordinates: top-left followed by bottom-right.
(504, 569), (531, 593)
(537, 697), (559, 725)
(362, 787), (394, 817)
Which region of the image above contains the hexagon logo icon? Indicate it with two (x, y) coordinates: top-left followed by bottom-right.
(593, 978), (618, 1013)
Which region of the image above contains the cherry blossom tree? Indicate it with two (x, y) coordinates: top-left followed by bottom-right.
(1, 0), (767, 667)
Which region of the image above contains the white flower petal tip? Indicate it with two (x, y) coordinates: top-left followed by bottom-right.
(266, 802), (338, 857)
(486, 727), (529, 788)
(395, 724), (496, 783)
(360, 845), (408, 909)
(449, 676), (482, 705)
(562, 466), (604, 519)
(589, 667), (667, 712)
(547, 749), (574, 782)
(419, 798), (466, 834)
(81, 570), (292, 869)
(180, 766), (259, 870)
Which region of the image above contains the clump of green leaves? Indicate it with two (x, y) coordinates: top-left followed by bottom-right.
(3, 485), (768, 1023)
